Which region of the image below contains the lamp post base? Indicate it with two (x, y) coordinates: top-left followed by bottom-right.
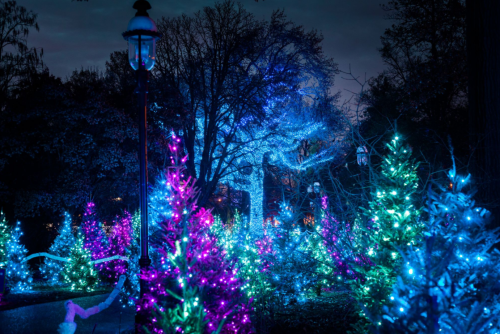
(135, 256), (152, 334)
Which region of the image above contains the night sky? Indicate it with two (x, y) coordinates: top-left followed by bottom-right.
(17, 0), (390, 99)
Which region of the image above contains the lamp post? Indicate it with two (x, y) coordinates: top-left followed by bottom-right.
(122, 0), (161, 331)
(357, 145), (369, 199)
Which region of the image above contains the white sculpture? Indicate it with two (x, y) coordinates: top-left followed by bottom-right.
(57, 275), (126, 334)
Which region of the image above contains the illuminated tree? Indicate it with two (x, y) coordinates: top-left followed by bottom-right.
(267, 201), (319, 303)
(104, 211), (132, 281)
(149, 172), (174, 237)
(145, 234), (217, 334)
(0, 211), (11, 268)
(6, 222), (32, 292)
(351, 134), (423, 331)
(120, 211), (141, 307)
(62, 233), (99, 292)
(121, 173), (175, 307)
(210, 211), (275, 307)
(308, 226), (335, 294)
(40, 212), (76, 284)
(154, 0), (338, 209)
(377, 161), (500, 333)
(80, 202), (107, 264)
(137, 140), (253, 334)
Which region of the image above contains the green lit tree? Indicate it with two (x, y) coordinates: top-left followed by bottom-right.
(145, 226), (223, 334)
(210, 212), (275, 303)
(308, 226), (335, 295)
(0, 211), (11, 268)
(62, 234), (99, 292)
(351, 134), (423, 331)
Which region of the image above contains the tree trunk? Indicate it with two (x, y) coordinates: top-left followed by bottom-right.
(467, 0), (500, 226)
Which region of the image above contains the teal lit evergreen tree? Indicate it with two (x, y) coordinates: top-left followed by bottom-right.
(377, 158), (500, 333)
(40, 212), (75, 284)
(210, 211), (275, 306)
(0, 211), (11, 268)
(62, 233), (99, 292)
(308, 225), (335, 294)
(351, 134), (423, 331)
(6, 222), (32, 292)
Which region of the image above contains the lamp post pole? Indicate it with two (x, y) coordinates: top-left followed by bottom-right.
(137, 40), (151, 300)
(122, 1), (161, 331)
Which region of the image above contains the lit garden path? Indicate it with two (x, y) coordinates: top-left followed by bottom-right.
(0, 293), (135, 334)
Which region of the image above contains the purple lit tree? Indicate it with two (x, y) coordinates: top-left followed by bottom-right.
(80, 202), (107, 267)
(136, 138), (253, 334)
(104, 211), (132, 282)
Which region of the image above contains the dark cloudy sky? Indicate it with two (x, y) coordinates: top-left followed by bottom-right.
(17, 0), (391, 98)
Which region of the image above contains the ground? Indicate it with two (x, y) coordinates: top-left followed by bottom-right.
(0, 286), (358, 333)
(0, 285), (112, 311)
(256, 291), (360, 334)
(0, 293), (135, 333)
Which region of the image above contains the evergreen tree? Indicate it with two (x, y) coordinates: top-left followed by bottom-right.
(62, 234), (99, 292)
(0, 211), (11, 268)
(145, 230), (221, 334)
(137, 140), (253, 334)
(210, 212), (275, 308)
(351, 134), (423, 331)
(377, 161), (500, 333)
(268, 202), (318, 303)
(104, 211), (132, 281)
(120, 211), (141, 306)
(80, 202), (107, 264)
(40, 212), (75, 284)
(308, 225), (335, 294)
(6, 222), (32, 292)
(149, 173), (174, 237)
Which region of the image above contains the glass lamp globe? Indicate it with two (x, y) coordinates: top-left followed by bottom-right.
(122, 1), (161, 71)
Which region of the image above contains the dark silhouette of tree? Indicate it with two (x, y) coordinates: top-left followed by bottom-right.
(0, 0), (43, 105)
(362, 0), (468, 166)
(467, 0), (500, 224)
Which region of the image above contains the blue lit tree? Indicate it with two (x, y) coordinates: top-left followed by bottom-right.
(218, 109), (341, 236)
(0, 211), (11, 268)
(148, 171), (174, 240)
(376, 158), (500, 333)
(40, 212), (75, 284)
(267, 201), (319, 303)
(6, 222), (32, 292)
(153, 0), (339, 211)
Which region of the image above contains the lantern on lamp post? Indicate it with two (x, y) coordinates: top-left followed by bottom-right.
(356, 146), (368, 166)
(122, 1), (161, 330)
